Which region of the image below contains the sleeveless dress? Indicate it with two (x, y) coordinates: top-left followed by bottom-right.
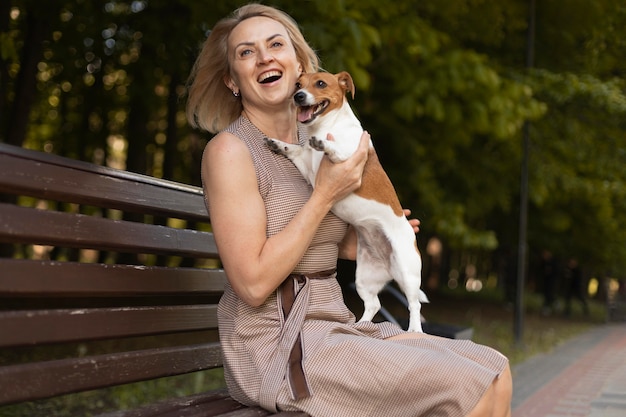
(213, 116), (508, 417)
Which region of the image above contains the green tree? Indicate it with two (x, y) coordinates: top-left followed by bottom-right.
(2, 0), (626, 283)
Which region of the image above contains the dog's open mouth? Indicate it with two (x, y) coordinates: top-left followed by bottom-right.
(297, 100), (329, 124)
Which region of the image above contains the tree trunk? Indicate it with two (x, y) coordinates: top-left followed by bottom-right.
(5, 10), (49, 146)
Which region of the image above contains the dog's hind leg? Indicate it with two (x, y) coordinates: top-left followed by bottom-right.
(355, 262), (390, 324)
(406, 290), (427, 332)
(355, 282), (384, 323)
(395, 272), (428, 332)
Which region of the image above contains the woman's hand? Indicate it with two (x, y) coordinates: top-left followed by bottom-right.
(404, 209), (421, 233)
(312, 131), (370, 208)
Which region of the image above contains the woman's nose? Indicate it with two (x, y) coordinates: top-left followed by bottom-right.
(258, 48), (274, 64)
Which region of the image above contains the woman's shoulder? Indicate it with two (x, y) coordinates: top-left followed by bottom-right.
(202, 130), (252, 168)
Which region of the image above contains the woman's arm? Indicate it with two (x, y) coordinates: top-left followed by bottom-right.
(202, 131), (370, 306)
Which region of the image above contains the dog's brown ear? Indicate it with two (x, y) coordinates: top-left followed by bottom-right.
(337, 71), (355, 99)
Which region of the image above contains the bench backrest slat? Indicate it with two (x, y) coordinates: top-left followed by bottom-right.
(0, 343), (222, 404)
(0, 150), (208, 221)
(0, 259), (227, 296)
(0, 305), (218, 347)
(0, 203), (217, 258)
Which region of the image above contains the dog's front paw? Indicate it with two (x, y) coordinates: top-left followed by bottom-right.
(310, 136), (343, 162)
(309, 136), (326, 152)
(264, 137), (287, 155)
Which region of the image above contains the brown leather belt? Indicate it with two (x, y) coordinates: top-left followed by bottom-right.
(280, 269), (336, 400)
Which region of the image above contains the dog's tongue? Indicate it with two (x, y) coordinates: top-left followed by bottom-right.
(297, 106), (314, 123)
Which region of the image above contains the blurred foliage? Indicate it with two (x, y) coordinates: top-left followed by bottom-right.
(1, 0), (626, 278)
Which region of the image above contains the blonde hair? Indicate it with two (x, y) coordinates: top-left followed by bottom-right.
(185, 3), (320, 133)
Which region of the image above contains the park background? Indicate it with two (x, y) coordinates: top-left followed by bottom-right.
(1, 0), (625, 415)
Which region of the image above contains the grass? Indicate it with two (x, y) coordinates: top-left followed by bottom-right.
(417, 287), (606, 365)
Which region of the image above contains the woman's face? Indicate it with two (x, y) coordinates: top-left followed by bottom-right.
(226, 16), (302, 109)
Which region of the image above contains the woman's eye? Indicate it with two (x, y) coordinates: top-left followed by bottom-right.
(271, 41), (283, 48)
(237, 48), (254, 58)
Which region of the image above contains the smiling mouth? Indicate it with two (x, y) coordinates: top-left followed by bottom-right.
(297, 100), (329, 123)
(258, 71), (282, 84)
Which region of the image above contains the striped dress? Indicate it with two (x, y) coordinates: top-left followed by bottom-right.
(213, 116), (508, 417)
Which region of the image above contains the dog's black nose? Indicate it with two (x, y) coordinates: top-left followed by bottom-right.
(294, 91), (306, 105)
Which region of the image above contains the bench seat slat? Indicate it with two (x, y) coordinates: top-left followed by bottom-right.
(0, 203), (218, 258)
(96, 390), (308, 417)
(0, 305), (218, 347)
(0, 151), (208, 222)
(0, 259), (226, 296)
(0, 343), (222, 405)
(99, 390), (247, 417)
(217, 409), (309, 417)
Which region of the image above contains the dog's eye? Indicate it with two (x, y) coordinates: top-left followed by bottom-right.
(315, 80), (327, 88)
(295, 82), (301, 89)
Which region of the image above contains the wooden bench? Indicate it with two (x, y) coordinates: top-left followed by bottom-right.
(0, 143), (471, 416)
(0, 143), (306, 416)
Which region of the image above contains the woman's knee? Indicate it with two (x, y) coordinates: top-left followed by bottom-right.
(493, 364), (513, 417)
(466, 383), (495, 417)
(467, 365), (512, 417)
(497, 364), (513, 397)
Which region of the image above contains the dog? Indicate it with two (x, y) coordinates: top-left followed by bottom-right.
(265, 71), (428, 332)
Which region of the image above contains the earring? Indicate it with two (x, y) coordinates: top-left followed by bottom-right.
(232, 90), (240, 97)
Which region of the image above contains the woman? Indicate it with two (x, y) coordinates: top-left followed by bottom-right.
(186, 4), (512, 416)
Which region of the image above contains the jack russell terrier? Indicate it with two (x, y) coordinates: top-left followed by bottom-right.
(265, 71), (428, 332)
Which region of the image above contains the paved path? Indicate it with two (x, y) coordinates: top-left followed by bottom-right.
(511, 323), (626, 417)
